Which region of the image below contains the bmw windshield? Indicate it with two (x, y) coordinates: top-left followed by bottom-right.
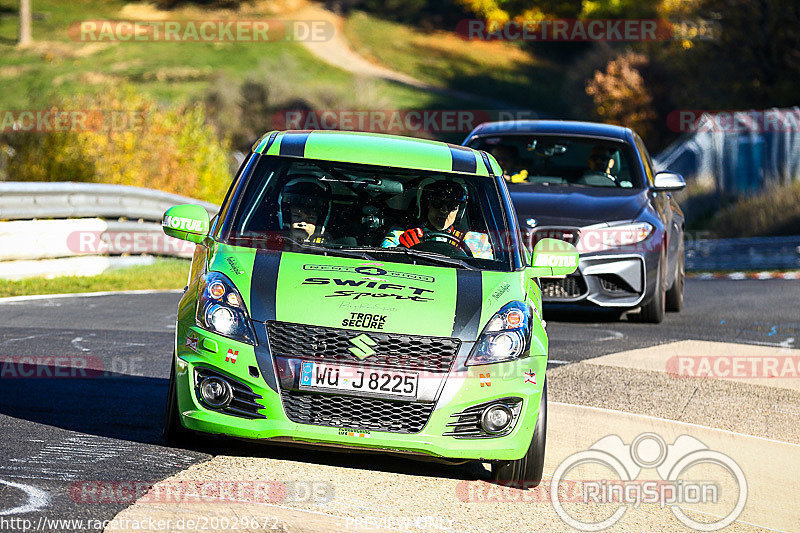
(218, 155), (514, 271)
(468, 135), (644, 188)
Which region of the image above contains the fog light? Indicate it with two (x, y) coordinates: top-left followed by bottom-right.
(199, 376), (232, 408)
(481, 404), (513, 434)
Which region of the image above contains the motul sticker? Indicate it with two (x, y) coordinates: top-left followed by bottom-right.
(480, 373), (491, 387)
(225, 349), (238, 364)
(533, 254), (577, 268)
(162, 215), (204, 233)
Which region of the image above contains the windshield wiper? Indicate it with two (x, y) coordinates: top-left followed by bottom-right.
(367, 247), (478, 270)
(292, 241), (377, 261)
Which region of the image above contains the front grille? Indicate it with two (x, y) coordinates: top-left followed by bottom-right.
(267, 321), (460, 372)
(599, 275), (630, 293)
(195, 368), (266, 419)
(541, 274), (587, 299)
(281, 390), (434, 433)
(444, 398), (523, 438)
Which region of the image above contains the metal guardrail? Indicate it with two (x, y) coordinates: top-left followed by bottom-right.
(0, 182), (220, 279)
(0, 182), (218, 221)
(686, 235), (800, 272)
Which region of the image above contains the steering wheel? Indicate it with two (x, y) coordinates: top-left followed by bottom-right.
(410, 231), (472, 257)
(580, 171), (621, 187)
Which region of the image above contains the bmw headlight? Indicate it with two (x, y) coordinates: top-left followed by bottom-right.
(466, 301), (532, 366)
(196, 272), (256, 344)
(579, 221), (653, 252)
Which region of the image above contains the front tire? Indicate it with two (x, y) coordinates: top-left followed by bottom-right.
(666, 239), (685, 312)
(491, 381), (547, 488)
(163, 356), (192, 446)
(634, 252), (665, 323)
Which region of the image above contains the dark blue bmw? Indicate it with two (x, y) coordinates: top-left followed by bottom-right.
(464, 120), (686, 323)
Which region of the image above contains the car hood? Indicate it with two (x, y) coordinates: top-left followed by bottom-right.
(238, 250), (511, 341)
(509, 186), (649, 227)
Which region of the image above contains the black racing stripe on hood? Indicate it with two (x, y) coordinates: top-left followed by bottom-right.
(249, 250), (281, 321)
(279, 132), (310, 157)
(452, 269), (482, 340)
(450, 145), (478, 174)
(253, 325), (278, 393)
(249, 250), (282, 393)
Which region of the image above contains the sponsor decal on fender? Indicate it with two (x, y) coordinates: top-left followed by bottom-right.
(185, 335), (198, 352)
(480, 373), (491, 387)
(225, 349), (238, 364)
(524, 369), (536, 384)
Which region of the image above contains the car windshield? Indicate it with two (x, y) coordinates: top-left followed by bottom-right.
(468, 135), (643, 189)
(219, 155), (513, 271)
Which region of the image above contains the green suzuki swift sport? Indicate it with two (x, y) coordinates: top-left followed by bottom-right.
(162, 130), (578, 487)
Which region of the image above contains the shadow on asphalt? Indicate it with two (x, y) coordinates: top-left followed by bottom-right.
(0, 365), (167, 445)
(0, 364), (490, 482)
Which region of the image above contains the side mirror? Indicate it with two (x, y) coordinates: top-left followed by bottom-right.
(162, 204), (210, 244)
(653, 171), (686, 191)
(529, 238), (579, 277)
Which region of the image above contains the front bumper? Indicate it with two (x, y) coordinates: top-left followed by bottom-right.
(174, 324), (546, 461)
(541, 253), (650, 308)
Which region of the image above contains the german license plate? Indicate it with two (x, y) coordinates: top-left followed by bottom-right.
(299, 361), (418, 399)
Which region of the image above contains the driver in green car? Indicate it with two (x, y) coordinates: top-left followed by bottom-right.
(381, 179), (493, 259)
(279, 178), (332, 244)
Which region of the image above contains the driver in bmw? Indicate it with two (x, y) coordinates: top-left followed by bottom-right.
(382, 179), (493, 259)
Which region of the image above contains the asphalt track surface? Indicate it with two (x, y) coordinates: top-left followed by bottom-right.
(0, 279), (797, 531)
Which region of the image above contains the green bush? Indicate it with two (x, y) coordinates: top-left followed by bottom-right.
(709, 182), (800, 238)
(2, 86), (232, 204)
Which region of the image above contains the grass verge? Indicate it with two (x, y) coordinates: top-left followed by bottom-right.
(0, 0), (440, 111)
(0, 258), (190, 298)
(342, 10), (567, 114)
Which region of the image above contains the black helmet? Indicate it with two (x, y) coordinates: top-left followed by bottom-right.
(278, 178), (332, 233)
(418, 179), (468, 219)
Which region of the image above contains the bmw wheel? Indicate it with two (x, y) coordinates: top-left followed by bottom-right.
(636, 252), (666, 323)
(666, 238), (685, 312)
(491, 381), (547, 488)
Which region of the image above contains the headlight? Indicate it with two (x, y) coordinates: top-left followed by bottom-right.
(578, 221), (653, 253)
(466, 301), (531, 366)
(196, 272), (256, 344)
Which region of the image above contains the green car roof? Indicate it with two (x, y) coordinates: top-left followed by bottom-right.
(253, 130), (502, 177)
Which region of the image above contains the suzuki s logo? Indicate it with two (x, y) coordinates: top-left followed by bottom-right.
(348, 334), (377, 359)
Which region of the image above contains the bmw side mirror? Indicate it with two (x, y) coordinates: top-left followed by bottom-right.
(162, 204), (210, 244)
(653, 171), (686, 191)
